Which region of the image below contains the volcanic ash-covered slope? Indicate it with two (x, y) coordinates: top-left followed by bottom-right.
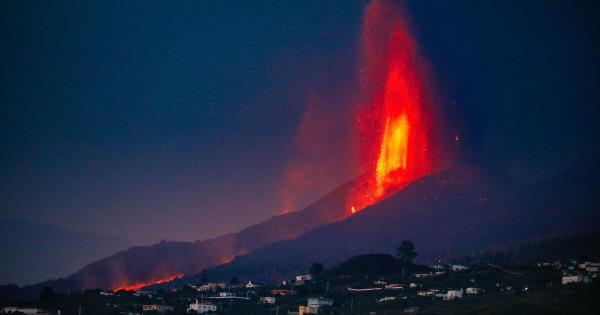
(202, 163), (600, 283)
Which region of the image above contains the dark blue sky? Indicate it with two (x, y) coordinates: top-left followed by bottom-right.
(1, 1), (598, 244)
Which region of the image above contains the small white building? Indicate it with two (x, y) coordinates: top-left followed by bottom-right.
(307, 297), (333, 307)
(451, 265), (468, 271)
(142, 304), (174, 312)
(562, 275), (590, 285)
(197, 282), (226, 292)
(245, 280), (265, 288)
(188, 300), (217, 313)
(259, 296), (276, 304)
(296, 274), (313, 281)
(586, 266), (599, 273)
(1, 307), (46, 315)
(445, 289), (464, 300)
(417, 290), (433, 297)
(465, 287), (483, 295)
(299, 305), (319, 315)
(218, 292), (236, 298)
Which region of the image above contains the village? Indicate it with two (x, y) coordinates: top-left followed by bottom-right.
(3, 254), (599, 315)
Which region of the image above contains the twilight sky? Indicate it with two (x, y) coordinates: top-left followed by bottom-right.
(1, 0), (599, 245)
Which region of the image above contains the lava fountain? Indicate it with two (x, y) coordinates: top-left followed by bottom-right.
(349, 0), (435, 213)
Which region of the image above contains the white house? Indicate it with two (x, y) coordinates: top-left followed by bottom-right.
(197, 282), (226, 292)
(1, 307), (46, 315)
(465, 287), (483, 294)
(562, 275), (590, 285)
(245, 280), (265, 288)
(259, 296), (276, 304)
(188, 300), (217, 313)
(218, 292), (236, 298)
(445, 289), (464, 300)
(296, 274), (313, 281)
(417, 290), (433, 297)
(451, 265), (468, 271)
(307, 297), (333, 307)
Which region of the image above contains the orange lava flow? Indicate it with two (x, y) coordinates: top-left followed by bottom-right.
(112, 275), (180, 292)
(349, 0), (434, 213)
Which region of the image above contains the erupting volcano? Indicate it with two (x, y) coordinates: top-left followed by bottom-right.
(349, 0), (434, 213)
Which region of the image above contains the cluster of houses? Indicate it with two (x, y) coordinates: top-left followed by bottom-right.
(1, 307), (51, 315)
(293, 297), (333, 315)
(555, 260), (600, 285)
(347, 274), (483, 304)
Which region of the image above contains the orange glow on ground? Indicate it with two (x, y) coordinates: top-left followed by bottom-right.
(348, 0), (434, 214)
(112, 275), (181, 292)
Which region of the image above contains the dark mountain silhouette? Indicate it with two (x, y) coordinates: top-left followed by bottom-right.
(189, 162), (599, 284)
(14, 177), (355, 297)
(0, 219), (130, 286)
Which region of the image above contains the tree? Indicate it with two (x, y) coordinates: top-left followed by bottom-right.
(39, 286), (55, 302)
(396, 240), (417, 263)
(309, 262), (325, 276)
(200, 269), (209, 284)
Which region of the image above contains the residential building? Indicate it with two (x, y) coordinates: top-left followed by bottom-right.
(259, 296), (276, 304)
(188, 300), (217, 314)
(245, 280), (265, 288)
(307, 297), (333, 307)
(451, 265), (468, 271)
(465, 287), (483, 294)
(296, 274), (313, 281)
(562, 275), (590, 285)
(218, 292), (236, 298)
(445, 289), (464, 300)
(299, 305), (319, 315)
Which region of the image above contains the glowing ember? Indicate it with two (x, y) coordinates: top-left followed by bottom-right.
(112, 275), (180, 292)
(349, 0), (435, 213)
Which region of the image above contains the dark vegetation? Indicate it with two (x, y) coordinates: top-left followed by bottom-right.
(451, 229), (600, 267)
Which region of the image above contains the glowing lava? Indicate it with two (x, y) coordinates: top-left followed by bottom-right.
(112, 275), (180, 292)
(349, 0), (434, 213)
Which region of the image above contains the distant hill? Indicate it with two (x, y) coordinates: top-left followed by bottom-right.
(196, 161), (599, 284)
(0, 219), (130, 286)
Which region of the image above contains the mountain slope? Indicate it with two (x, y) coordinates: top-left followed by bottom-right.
(0, 219), (130, 286)
(22, 177), (356, 294)
(199, 163), (600, 283)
